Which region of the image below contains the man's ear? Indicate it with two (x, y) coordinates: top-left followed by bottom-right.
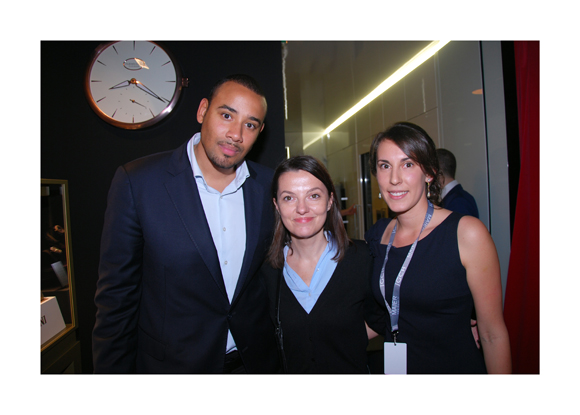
(197, 98), (209, 124)
(259, 123), (265, 133)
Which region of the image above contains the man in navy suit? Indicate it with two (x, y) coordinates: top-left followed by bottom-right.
(436, 148), (479, 218)
(92, 74), (279, 373)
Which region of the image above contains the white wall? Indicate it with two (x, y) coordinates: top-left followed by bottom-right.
(291, 41), (512, 297)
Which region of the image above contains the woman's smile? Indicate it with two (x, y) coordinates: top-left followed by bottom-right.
(294, 217), (315, 223)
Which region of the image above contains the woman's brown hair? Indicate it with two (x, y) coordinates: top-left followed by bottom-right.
(266, 155), (352, 269)
(369, 122), (442, 205)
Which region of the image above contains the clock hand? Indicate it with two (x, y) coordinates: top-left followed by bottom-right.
(134, 80), (166, 102)
(130, 99), (147, 108)
(109, 80), (131, 90)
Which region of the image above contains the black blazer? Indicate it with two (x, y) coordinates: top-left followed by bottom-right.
(260, 240), (385, 373)
(92, 141), (279, 373)
(441, 184), (479, 218)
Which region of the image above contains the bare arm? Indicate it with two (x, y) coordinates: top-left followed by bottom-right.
(340, 205), (357, 216)
(365, 322), (380, 340)
(458, 216), (511, 374)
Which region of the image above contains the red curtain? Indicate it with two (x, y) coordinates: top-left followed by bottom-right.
(503, 41), (540, 374)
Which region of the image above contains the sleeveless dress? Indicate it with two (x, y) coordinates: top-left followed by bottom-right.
(365, 212), (487, 374)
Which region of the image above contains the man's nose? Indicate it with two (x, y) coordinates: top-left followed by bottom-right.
(227, 122), (243, 142)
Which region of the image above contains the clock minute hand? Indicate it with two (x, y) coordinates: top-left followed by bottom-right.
(134, 80), (165, 102)
(109, 80), (131, 90)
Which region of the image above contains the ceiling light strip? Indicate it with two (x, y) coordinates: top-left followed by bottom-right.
(303, 40), (450, 150)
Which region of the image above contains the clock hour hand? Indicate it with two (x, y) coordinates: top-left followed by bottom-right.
(134, 80), (165, 102)
(109, 80), (131, 90)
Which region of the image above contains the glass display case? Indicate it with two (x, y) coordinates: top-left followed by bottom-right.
(41, 179), (81, 373)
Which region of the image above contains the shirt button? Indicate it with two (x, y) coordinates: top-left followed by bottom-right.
(223, 227), (226, 232)
(224, 261), (228, 265)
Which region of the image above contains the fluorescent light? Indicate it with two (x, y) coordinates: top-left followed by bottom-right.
(303, 40), (450, 150)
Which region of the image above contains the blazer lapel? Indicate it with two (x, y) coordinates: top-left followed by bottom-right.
(164, 143), (228, 300)
(232, 169), (265, 303)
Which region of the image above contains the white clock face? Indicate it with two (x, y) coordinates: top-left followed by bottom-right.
(86, 41), (181, 129)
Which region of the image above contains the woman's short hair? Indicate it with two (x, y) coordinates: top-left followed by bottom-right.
(266, 155), (351, 269)
(369, 122), (442, 205)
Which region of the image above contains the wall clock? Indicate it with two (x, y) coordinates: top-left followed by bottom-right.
(85, 41), (187, 129)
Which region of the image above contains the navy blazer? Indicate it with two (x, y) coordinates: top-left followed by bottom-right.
(441, 184), (479, 218)
(92, 142), (279, 373)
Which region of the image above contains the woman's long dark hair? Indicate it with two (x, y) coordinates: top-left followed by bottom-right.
(369, 121), (442, 205)
(266, 156), (351, 269)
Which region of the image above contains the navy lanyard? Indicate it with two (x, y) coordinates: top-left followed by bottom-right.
(379, 202), (434, 343)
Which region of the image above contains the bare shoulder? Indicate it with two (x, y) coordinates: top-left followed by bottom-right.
(426, 206), (452, 229)
(457, 215), (491, 243)
(415, 207), (452, 241)
(457, 215), (498, 267)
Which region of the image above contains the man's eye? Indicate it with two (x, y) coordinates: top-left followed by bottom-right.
(246, 122), (256, 129)
(222, 113), (231, 120)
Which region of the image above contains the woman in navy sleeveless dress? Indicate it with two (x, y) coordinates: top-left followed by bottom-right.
(365, 122), (511, 374)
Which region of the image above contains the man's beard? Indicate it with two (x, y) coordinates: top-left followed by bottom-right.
(208, 141), (243, 170)
(209, 154), (237, 170)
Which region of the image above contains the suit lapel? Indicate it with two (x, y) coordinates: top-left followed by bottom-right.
(164, 143), (228, 300)
(232, 168), (265, 303)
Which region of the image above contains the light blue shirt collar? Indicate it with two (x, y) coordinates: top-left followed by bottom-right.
(441, 179), (458, 199)
(283, 232), (339, 314)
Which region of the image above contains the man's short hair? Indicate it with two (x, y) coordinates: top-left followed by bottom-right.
(208, 74), (266, 105)
(436, 148), (457, 179)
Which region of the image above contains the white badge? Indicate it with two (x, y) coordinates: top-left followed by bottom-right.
(384, 342), (407, 374)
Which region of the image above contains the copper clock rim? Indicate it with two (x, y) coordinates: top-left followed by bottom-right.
(84, 41), (183, 130)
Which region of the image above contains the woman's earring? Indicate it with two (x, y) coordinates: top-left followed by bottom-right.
(378, 192), (382, 199)
(426, 181), (431, 199)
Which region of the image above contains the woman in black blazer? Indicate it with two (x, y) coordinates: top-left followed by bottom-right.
(260, 156), (384, 374)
